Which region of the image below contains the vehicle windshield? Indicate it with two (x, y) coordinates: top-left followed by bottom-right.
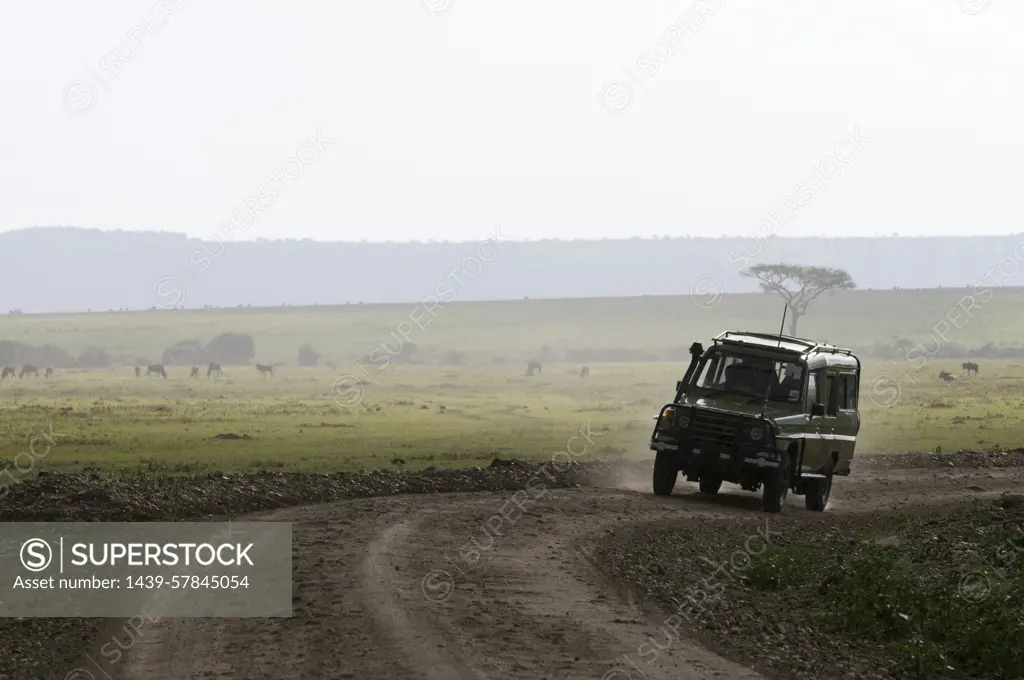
(691, 350), (805, 403)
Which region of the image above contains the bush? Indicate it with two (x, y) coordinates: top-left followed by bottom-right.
(162, 340), (210, 366)
(439, 350), (466, 365)
(297, 344), (319, 366)
(0, 341), (75, 368)
(747, 505), (1024, 678)
(206, 332), (255, 365)
(75, 346), (112, 368)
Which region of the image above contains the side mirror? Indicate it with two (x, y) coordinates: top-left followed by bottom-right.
(810, 403), (825, 418)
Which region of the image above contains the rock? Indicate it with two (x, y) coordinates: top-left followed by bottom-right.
(997, 493), (1024, 509)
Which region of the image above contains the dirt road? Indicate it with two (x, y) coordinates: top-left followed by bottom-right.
(73, 463), (1022, 680)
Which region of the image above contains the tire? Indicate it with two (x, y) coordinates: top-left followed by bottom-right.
(652, 451), (678, 496)
(699, 473), (722, 495)
(762, 451), (790, 513)
(805, 457), (835, 512)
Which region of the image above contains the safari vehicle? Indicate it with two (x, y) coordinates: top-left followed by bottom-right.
(649, 331), (861, 513)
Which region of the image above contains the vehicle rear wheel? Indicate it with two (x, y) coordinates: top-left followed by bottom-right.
(699, 473), (722, 495)
(762, 451), (790, 513)
(652, 451), (677, 496)
(805, 457), (835, 511)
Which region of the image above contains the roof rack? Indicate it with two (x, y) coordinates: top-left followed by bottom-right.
(712, 330), (855, 358)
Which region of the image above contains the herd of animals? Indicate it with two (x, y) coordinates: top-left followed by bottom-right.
(131, 362), (276, 378)
(0, 359), (578, 380)
(0, 362), (279, 380)
(0, 359), (985, 383)
(0, 365), (53, 379)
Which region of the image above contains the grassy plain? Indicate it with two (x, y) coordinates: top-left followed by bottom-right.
(2, 288), (1024, 475)
(0, 357), (1022, 476)
(0, 286), (1023, 364)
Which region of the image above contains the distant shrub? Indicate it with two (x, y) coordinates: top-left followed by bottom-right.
(297, 344), (320, 366)
(206, 332), (255, 365)
(0, 340), (75, 368)
(162, 340), (210, 366)
(439, 350), (466, 365)
(37, 344), (76, 367)
(75, 346), (112, 368)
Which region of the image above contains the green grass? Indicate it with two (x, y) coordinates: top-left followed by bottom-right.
(745, 501), (1024, 678)
(0, 357), (1023, 476)
(1, 288), (1023, 475)
(0, 365), (647, 475)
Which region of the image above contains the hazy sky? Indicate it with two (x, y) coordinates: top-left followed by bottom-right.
(1, 1), (1020, 243)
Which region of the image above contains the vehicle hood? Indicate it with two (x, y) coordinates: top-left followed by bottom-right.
(677, 394), (803, 423)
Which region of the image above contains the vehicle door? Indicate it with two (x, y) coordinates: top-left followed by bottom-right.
(816, 370), (840, 474)
(834, 371), (859, 473)
(801, 369), (828, 472)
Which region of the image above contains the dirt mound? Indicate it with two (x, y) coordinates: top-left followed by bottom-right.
(0, 461), (630, 523)
(859, 449), (1024, 471)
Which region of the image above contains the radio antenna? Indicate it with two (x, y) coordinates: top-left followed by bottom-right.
(760, 303), (789, 418)
(776, 303), (788, 347)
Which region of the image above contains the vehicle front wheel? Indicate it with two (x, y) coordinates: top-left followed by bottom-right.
(805, 458), (835, 511)
(652, 451), (678, 496)
(762, 451), (790, 513)
(699, 473), (722, 495)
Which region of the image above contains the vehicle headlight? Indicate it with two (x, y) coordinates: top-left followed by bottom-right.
(750, 426), (765, 441)
(677, 415), (690, 428)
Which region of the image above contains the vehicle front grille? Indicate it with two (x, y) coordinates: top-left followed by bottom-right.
(691, 411), (743, 450)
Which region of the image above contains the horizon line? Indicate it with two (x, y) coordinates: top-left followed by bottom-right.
(3, 226), (1024, 244)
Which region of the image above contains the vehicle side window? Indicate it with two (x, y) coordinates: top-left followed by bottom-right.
(839, 373), (858, 411)
(806, 371), (820, 409)
(825, 374), (837, 416)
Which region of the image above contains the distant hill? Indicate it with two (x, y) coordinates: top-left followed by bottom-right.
(1, 227), (1022, 313)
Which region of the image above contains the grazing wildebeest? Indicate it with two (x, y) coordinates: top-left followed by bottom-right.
(939, 370), (956, 382)
(135, 366), (141, 378)
(580, 366), (590, 378)
(190, 366), (200, 378)
(526, 360), (542, 376)
(1, 366), (14, 380)
(207, 362), (223, 378)
(45, 367), (53, 378)
(962, 361), (979, 376)
(256, 364), (275, 376)
(19, 365), (39, 378)
(147, 364), (167, 378)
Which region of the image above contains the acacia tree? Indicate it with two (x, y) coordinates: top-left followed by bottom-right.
(741, 264), (855, 336)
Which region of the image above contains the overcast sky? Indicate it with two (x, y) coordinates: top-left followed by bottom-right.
(1, 0), (1020, 243)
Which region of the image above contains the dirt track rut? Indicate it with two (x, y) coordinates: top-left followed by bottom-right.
(89, 465), (1023, 680)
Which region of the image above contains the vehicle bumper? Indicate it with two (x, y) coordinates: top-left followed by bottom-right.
(649, 434), (778, 472)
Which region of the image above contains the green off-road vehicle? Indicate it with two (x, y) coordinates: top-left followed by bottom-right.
(649, 331), (861, 513)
